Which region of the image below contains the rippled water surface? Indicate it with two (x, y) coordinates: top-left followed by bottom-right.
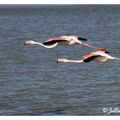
(0, 5), (120, 115)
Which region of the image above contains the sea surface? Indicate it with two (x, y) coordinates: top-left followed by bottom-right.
(0, 5), (120, 115)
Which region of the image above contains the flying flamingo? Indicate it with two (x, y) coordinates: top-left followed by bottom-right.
(24, 35), (101, 49)
(57, 48), (120, 63)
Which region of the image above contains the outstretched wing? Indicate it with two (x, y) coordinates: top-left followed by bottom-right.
(78, 37), (87, 41)
(43, 36), (67, 45)
(83, 55), (101, 63)
(43, 40), (67, 45)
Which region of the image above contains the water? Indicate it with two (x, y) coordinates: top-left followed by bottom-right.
(0, 5), (120, 115)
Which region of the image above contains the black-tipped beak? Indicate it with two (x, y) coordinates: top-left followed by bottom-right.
(78, 37), (87, 41)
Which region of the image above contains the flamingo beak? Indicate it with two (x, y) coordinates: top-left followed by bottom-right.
(24, 41), (27, 45)
(78, 37), (87, 41)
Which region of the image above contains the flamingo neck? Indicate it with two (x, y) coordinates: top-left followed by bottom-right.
(58, 59), (84, 63)
(33, 42), (58, 48)
(67, 59), (83, 63)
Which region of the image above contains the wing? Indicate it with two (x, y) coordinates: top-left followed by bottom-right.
(83, 53), (96, 59)
(83, 55), (101, 63)
(43, 40), (67, 45)
(43, 36), (67, 45)
(78, 37), (87, 41)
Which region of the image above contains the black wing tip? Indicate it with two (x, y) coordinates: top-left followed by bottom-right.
(105, 51), (110, 54)
(43, 40), (66, 45)
(83, 55), (101, 63)
(78, 37), (87, 41)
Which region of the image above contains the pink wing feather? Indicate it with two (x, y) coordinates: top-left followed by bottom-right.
(46, 36), (62, 42)
(83, 53), (95, 59)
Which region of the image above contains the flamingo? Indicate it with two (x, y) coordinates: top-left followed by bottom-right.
(57, 48), (120, 63)
(24, 35), (101, 49)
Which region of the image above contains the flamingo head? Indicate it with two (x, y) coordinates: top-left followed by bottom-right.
(24, 40), (36, 45)
(57, 58), (68, 63)
(97, 48), (110, 53)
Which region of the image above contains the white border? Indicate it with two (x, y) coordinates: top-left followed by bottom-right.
(0, 1), (119, 120)
(0, 116), (120, 120)
(0, 0), (120, 4)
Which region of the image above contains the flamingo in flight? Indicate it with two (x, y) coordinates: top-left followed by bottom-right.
(57, 48), (120, 63)
(24, 35), (101, 49)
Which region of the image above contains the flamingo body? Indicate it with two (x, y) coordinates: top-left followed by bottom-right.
(43, 35), (86, 46)
(57, 48), (120, 63)
(24, 35), (101, 49)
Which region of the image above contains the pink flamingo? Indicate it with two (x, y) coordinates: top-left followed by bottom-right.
(24, 35), (101, 49)
(57, 48), (120, 63)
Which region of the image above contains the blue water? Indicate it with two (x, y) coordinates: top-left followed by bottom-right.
(0, 5), (120, 115)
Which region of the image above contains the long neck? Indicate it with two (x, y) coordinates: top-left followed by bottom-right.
(81, 43), (100, 49)
(66, 59), (83, 63)
(34, 42), (58, 48)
